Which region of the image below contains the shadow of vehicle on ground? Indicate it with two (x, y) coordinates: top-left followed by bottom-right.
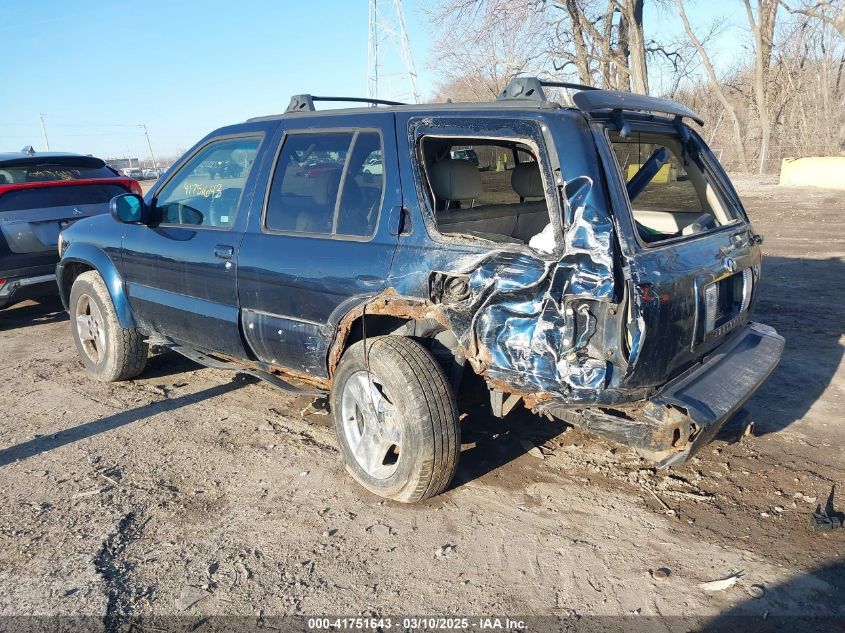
(0, 296), (67, 331)
(0, 375), (253, 468)
(739, 255), (844, 437)
(700, 558), (845, 632)
(451, 372), (569, 489)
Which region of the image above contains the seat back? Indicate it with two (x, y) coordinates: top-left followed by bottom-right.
(429, 159), (482, 206)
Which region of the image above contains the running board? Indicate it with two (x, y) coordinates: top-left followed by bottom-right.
(167, 345), (328, 397)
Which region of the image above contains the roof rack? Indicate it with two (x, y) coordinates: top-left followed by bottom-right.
(285, 95), (406, 113)
(497, 75), (704, 126)
(496, 77), (598, 102)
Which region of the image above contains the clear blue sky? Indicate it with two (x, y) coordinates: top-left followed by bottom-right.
(0, 0), (746, 163)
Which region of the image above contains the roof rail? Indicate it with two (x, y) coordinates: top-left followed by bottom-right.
(285, 95), (406, 113)
(496, 76), (598, 103)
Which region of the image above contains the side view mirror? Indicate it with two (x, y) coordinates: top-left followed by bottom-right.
(110, 193), (146, 224)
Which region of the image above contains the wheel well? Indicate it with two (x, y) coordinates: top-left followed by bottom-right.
(60, 262), (94, 306)
(334, 314), (466, 388)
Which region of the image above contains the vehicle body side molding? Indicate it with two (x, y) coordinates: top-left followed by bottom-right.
(56, 242), (136, 328)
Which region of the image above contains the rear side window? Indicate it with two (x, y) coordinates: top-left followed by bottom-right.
(264, 130), (384, 238)
(154, 136), (261, 229)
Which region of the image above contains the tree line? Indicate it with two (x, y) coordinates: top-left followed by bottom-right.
(423, 0), (845, 173)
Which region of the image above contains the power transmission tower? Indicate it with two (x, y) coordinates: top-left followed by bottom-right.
(367, 0), (421, 104)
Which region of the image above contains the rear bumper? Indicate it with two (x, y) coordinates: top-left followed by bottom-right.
(542, 322), (785, 466)
(0, 266), (58, 309)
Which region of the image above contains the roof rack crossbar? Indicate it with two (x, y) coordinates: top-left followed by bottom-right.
(286, 94), (406, 113)
(536, 80), (600, 92)
(496, 76), (598, 103)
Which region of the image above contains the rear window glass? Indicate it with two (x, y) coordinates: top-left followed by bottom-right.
(0, 184), (131, 212)
(0, 164), (117, 184)
(609, 131), (739, 243)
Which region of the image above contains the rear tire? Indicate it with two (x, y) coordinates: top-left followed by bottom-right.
(331, 336), (460, 503)
(69, 271), (148, 382)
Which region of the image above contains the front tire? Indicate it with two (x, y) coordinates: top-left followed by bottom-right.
(69, 271), (148, 382)
(331, 336), (460, 503)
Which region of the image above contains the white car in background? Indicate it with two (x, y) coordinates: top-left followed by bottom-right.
(362, 154), (382, 175)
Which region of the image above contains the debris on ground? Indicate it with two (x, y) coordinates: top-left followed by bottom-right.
(699, 571), (744, 592)
(175, 586), (211, 611)
(650, 568), (670, 580)
(747, 584), (766, 599)
(641, 484), (676, 516)
(811, 507), (843, 532)
(810, 485), (844, 532)
(435, 544), (456, 558)
(366, 523), (393, 538)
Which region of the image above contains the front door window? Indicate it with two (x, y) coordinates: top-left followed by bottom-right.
(154, 137), (261, 228)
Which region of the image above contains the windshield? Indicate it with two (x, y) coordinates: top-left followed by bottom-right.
(608, 130), (740, 244)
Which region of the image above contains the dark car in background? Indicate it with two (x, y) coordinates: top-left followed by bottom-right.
(0, 149), (141, 310)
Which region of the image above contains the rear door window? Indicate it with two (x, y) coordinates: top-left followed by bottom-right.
(264, 130), (384, 238)
(417, 136), (552, 250)
(153, 136), (261, 229)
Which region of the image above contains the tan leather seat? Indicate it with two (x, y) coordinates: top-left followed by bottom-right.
(429, 159), (548, 245)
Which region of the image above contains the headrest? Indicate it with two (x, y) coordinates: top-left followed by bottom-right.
(429, 159), (482, 201)
(511, 161), (544, 199)
(311, 169), (341, 206)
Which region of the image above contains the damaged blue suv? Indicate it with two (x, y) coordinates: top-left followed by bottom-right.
(57, 78), (784, 502)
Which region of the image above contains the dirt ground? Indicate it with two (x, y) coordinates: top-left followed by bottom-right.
(0, 179), (843, 629)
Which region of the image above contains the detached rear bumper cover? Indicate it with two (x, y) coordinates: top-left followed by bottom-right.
(542, 322), (785, 466)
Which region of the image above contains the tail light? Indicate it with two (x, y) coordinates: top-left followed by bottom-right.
(0, 278), (6, 288)
(739, 267), (753, 313)
(704, 284), (719, 332)
(128, 180), (143, 195)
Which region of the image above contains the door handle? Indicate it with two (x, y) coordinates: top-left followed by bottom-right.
(214, 244), (234, 260)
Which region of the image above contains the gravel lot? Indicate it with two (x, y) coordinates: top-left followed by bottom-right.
(0, 179), (842, 627)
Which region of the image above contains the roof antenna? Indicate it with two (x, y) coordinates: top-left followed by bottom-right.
(21, 145), (36, 155)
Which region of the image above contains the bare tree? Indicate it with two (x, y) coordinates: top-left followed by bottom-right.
(675, 0), (749, 167)
(424, 0), (550, 99)
(548, 0), (649, 91)
(620, 0), (650, 93)
(781, 0), (845, 36)
(423, 0), (843, 174)
(743, 0), (780, 173)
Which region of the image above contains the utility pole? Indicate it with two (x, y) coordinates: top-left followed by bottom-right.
(139, 124), (158, 171)
(367, 0), (421, 103)
(39, 113), (50, 151)
(368, 0), (378, 100)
